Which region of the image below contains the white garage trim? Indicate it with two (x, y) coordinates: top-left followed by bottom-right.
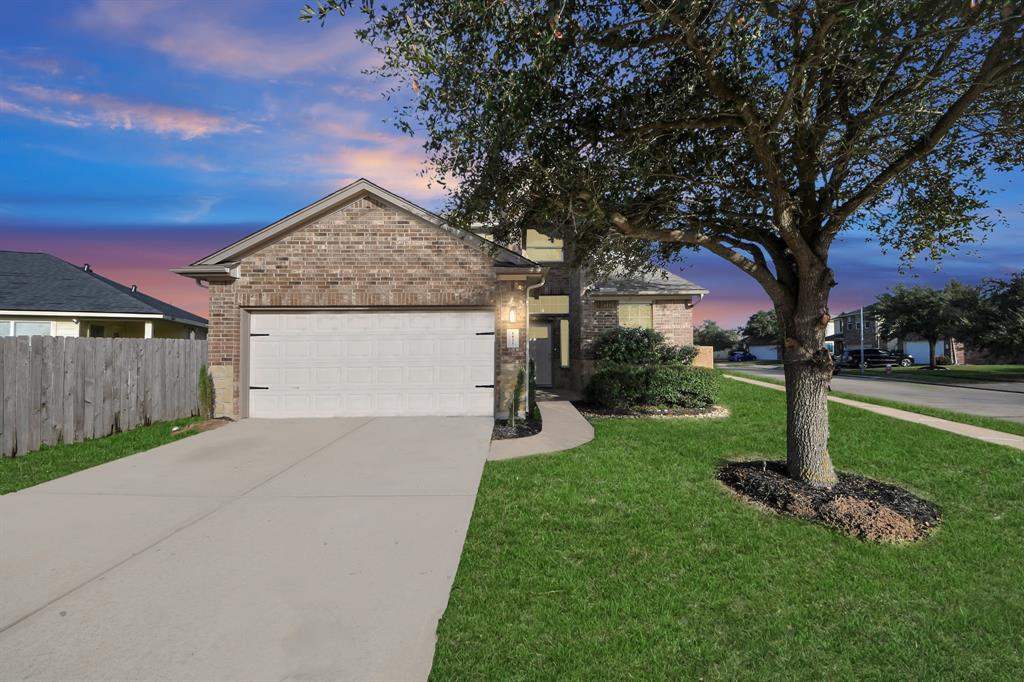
(245, 309), (495, 418)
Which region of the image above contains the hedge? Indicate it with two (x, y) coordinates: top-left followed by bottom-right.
(585, 364), (720, 409)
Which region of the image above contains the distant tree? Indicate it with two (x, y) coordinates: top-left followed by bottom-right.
(742, 310), (779, 341)
(976, 272), (1024, 357)
(305, 1), (1024, 487)
(875, 285), (962, 367)
(694, 320), (740, 351)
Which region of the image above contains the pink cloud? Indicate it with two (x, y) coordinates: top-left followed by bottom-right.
(76, 0), (371, 79)
(316, 142), (450, 201)
(5, 84), (252, 139)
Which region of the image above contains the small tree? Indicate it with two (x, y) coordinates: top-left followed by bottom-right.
(694, 320), (740, 351)
(198, 365), (214, 420)
(507, 367), (526, 427)
(968, 272), (1024, 358)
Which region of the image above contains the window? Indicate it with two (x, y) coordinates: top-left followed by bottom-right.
(531, 295), (569, 314)
(0, 321), (9, 336)
(528, 324), (549, 340)
(559, 319), (570, 367)
(618, 303), (653, 329)
(524, 229), (564, 262)
(13, 321), (52, 337)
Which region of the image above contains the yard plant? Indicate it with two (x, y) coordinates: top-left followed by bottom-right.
(430, 378), (1024, 679)
(305, 1), (1024, 488)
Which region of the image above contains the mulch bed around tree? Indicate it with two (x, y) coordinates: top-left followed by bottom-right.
(574, 403), (730, 420)
(492, 419), (542, 440)
(717, 460), (942, 543)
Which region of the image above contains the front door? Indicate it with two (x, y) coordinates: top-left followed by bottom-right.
(529, 323), (553, 386)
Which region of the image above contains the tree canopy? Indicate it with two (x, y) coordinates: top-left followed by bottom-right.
(694, 319), (741, 350)
(742, 310), (780, 340)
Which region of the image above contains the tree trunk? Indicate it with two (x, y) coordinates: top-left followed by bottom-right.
(778, 283), (838, 488)
(783, 355), (837, 487)
(928, 339), (937, 368)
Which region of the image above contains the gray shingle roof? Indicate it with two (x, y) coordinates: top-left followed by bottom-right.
(0, 251), (207, 326)
(589, 267), (709, 296)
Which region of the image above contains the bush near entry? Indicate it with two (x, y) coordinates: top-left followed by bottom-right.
(586, 327), (717, 409)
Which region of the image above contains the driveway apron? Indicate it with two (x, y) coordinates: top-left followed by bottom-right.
(0, 415), (492, 681)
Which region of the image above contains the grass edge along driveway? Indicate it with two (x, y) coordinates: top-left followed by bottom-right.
(430, 379), (1024, 681)
(0, 417), (199, 494)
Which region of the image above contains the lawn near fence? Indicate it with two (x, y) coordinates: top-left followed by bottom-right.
(0, 417), (199, 494)
(431, 379), (1024, 680)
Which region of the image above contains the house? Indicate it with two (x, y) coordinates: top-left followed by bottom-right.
(173, 179), (710, 420)
(830, 305), (951, 363)
(742, 337), (780, 361)
(0, 251), (207, 340)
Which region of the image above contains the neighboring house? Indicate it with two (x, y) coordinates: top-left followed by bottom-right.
(743, 337), (780, 361)
(173, 179), (710, 420)
(0, 251), (207, 340)
(830, 305), (950, 363)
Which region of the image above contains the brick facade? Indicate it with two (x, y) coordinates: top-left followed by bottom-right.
(206, 195), (528, 418)
(652, 300), (695, 346)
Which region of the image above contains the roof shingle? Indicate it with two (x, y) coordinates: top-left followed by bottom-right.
(0, 251), (207, 326)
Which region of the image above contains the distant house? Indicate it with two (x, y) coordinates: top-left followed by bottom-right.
(743, 336), (780, 361)
(830, 305), (951, 364)
(0, 251), (207, 339)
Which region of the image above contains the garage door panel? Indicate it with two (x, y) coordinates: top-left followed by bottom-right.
(248, 310), (495, 418)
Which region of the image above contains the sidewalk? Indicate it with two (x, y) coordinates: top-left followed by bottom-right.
(726, 374), (1024, 451)
(489, 399), (594, 460)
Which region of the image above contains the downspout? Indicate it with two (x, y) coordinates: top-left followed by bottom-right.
(525, 274), (546, 398)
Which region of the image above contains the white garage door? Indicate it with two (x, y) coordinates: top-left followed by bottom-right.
(248, 310), (494, 418)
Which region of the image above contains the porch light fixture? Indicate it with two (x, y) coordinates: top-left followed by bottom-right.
(508, 307), (517, 323)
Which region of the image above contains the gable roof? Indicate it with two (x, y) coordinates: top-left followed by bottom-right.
(589, 267), (709, 297)
(0, 251), (207, 326)
(176, 178), (539, 276)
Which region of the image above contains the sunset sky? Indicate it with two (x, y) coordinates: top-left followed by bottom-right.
(2, 0), (1022, 328)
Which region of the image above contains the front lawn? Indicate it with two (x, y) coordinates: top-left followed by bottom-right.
(858, 363), (1024, 384)
(0, 417), (199, 494)
(432, 379), (1024, 680)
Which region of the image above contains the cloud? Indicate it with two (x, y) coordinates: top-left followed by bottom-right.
(315, 141), (447, 201)
(3, 84), (253, 139)
(173, 196), (222, 223)
(76, 0), (370, 79)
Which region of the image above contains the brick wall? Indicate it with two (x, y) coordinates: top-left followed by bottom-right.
(207, 194), (524, 418)
(652, 300), (695, 346)
(578, 297), (619, 385)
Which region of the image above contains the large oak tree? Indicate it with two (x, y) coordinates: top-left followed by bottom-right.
(304, 0), (1024, 486)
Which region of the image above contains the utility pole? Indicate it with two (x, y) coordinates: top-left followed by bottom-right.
(859, 307), (865, 375)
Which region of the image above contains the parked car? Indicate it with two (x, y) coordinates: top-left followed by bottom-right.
(837, 348), (913, 368)
(728, 350), (757, 362)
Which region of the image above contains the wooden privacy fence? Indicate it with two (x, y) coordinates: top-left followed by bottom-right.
(0, 337), (208, 457)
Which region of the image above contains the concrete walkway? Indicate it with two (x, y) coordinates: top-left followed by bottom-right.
(0, 416), (493, 682)
(489, 400), (594, 460)
(727, 374), (1024, 451)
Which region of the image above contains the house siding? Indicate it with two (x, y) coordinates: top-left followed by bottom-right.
(206, 194), (526, 418)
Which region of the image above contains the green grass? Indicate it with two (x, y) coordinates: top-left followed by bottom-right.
(0, 417), (199, 494)
(859, 364), (1024, 384)
(725, 371), (1024, 437)
(431, 380), (1024, 681)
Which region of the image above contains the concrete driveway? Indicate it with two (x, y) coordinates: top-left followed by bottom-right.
(0, 416), (493, 681)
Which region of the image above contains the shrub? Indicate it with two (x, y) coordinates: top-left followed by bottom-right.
(586, 364), (720, 409)
(592, 327), (666, 365)
(527, 358), (538, 421)
(198, 365), (214, 420)
(936, 355), (951, 365)
(507, 367), (526, 427)
(660, 344), (699, 365)
(591, 328), (698, 367)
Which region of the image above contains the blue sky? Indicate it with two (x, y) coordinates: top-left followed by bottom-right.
(1, 0), (1021, 326)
